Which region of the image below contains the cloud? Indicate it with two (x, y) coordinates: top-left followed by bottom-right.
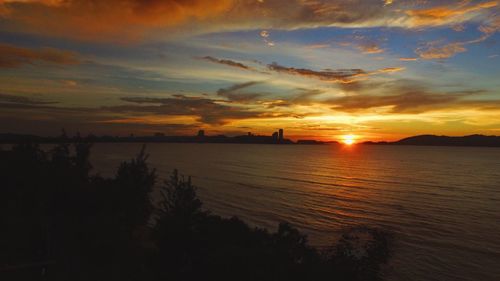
(115, 95), (262, 125)
(478, 14), (500, 36)
(416, 41), (467, 60)
(217, 81), (263, 102)
(377, 67), (405, 73)
(260, 88), (325, 108)
(0, 0), (234, 41)
(0, 0), (497, 41)
(260, 30), (270, 38)
(405, 1), (498, 28)
(267, 63), (404, 83)
(268, 62), (366, 83)
(415, 28), (495, 60)
(0, 101), (200, 136)
(291, 88), (324, 103)
(0, 93), (56, 104)
(0, 92), (273, 134)
(357, 41), (385, 54)
(305, 44), (330, 49)
(415, 13), (499, 60)
(197, 56), (253, 71)
(0, 43), (80, 67)
(452, 23), (466, 32)
(338, 35), (385, 54)
(329, 88), (482, 113)
(399, 57), (419, 61)
(260, 30), (275, 46)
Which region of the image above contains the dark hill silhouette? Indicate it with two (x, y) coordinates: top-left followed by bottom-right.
(395, 134), (500, 147)
(363, 134), (500, 147)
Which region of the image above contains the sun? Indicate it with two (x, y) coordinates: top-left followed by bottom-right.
(342, 134), (356, 145)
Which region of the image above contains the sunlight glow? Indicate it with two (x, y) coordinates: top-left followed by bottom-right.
(342, 134), (356, 145)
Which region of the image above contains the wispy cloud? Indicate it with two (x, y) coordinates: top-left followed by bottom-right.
(116, 95), (262, 125)
(405, 1), (498, 28)
(217, 81), (263, 102)
(0, 43), (80, 68)
(416, 41), (467, 60)
(0, 93), (56, 105)
(268, 63), (366, 83)
(399, 57), (419, 61)
(197, 56), (254, 71)
(328, 87), (485, 113)
(2, 0), (497, 41)
(338, 35), (385, 54)
(415, 20), (497, 60)
(267, 63), (404, 83)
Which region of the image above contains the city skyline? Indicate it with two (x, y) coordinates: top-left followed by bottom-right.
(0, 0), (499, 142)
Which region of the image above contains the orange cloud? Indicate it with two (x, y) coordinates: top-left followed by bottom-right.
(0, 0), (497, 42)
(415, 17), (498, 61)
(376, 67), (405, 73)
(405, 1), (498, 27)
(0, 43), (79, 67)
(416, 41), (467, 60)
(399, 57), (418, 61)
(0, 0), (392, 41)
(0, 0), (234, 41)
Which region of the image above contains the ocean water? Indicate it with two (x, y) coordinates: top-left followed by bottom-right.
(90, 143), (500, 281)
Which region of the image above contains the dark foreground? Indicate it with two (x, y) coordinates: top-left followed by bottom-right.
(0, 140), (391, 281)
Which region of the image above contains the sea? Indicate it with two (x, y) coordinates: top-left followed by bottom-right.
(89, 143), (500, 281)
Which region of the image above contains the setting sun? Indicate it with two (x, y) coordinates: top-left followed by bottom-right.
(342, 134), (356, 145)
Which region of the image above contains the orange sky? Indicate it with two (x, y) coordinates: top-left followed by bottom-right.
(0, 0), (499, 142)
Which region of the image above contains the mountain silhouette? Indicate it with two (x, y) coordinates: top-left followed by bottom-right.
(364, 134), (500, 147)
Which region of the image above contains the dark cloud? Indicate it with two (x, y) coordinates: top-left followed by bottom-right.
(0, 108), (198, 136)
(0, 43), (79, 68)
(0, 93), (57, 105)
(268, 62), (365, 83)
(115, 95), (261, 125)
(216, 81), (263, 102)
(267, 63), (405, 84)
(198, 56), (253, 71)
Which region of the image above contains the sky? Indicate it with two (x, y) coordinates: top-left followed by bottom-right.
(0, 0), (499, 141)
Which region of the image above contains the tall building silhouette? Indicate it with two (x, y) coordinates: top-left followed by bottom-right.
(278, 129), (284, 143)
(272, 132), (278, 142)
(197, 130), (205, 137)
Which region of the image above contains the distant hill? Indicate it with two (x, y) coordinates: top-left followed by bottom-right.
(364, 134), (500, 147)
(0, 133), (43, 143)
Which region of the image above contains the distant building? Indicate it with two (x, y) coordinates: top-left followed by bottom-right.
(197, 130), (205, 137)
(272, 132), (278, 142)
(248, 132), (253, 136)
(278, 129), (284, 142)
(154, 132), (165, 137)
